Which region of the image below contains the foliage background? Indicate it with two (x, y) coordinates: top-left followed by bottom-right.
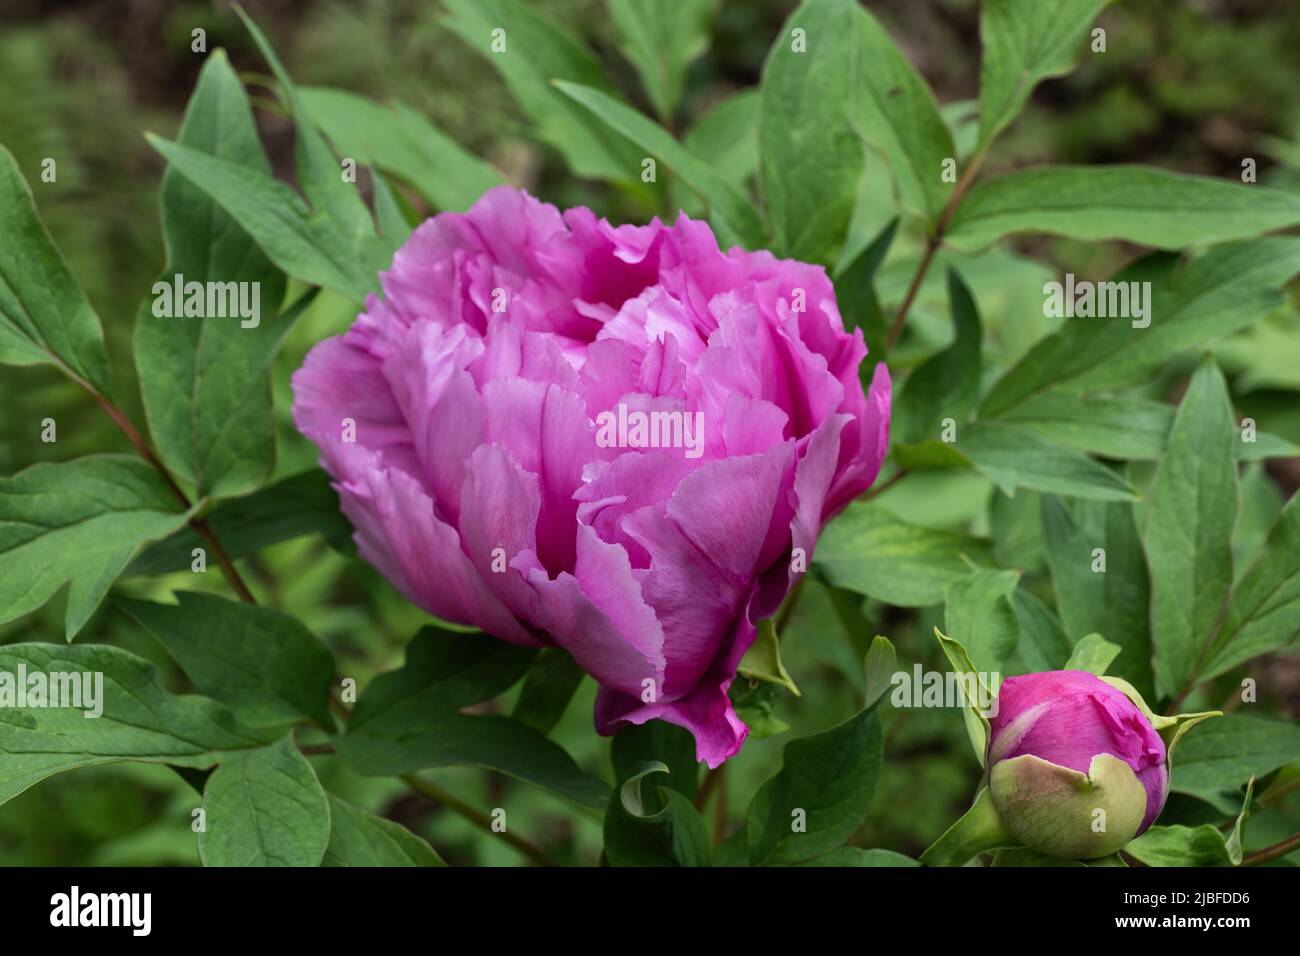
(0, 0), (1298, 866)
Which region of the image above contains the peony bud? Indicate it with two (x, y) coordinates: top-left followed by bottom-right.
(921, 668), (1218, 865)
(984, 670), (1167, 859)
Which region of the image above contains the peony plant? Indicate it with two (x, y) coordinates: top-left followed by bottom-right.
(0, 0), (1296, 871)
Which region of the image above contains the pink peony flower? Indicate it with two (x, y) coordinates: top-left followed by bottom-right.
(292, 186), (890, 766)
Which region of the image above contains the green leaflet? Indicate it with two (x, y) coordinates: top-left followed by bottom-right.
(745, 700), (883, 865)
(442, 0), (644, 184)
(759, 0), (865, 263)
(134, 50), (290, 500)
(1041, 495), (1155, 699)
(948, 165), (1300, 251)
(852, 5), (955, 227)
(0, 642), (273, 808)
(977, 0), (1112, 147)
(0, 143), (111, 395)
(0, 456), (194, 639)
(299, 86), (503, 213)
(118, 592), (336, 731)
(1145, 360), (1238, 699)
(335, 627), (608, 810)
(1201, 490), (1300, 679)
(554, 80), (764, 249)
(608, 0), (717, 123)
(146, 17), (390, 304)
(814, 502), (995, 607)
(322, 794), (446, 867)
(981, 238), (1300, 416)
(198, 737), (330, 867)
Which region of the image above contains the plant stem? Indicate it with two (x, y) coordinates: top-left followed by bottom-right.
(400, 772), (558, 867)
(694, 765), (722, 810)
(863, 467), (908, 501)
(88, 389), (257, 604)
(1240, 830), (1300, 866)
(883, 150), (988, 353)
(885, 237), (940, 352)
(711, 762), (729, 845)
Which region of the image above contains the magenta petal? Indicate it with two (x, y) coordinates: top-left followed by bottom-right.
(594, 604), (758, 768)
(341, 462), (540, 646)
(526, 524), (665, 697)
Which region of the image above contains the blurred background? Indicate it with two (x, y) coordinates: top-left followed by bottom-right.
(1, 0), (1298, 865)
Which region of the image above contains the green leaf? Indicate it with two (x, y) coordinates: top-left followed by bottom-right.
(948, 166), (1300, 251)
(146, 22), (389, 306)
(1170, 714), (1300, 803)
(1201, 490), (1300, 679)
(683, 89), (759, 189)
(746, 701), (883, 865)
(608, 0), (717, 122)
(299, 87), (503, 213)
(1146, 360), (1239, 699)
(895, 269), (982, 445)
(737, 619), (800, 696)
(1062, 633), (1120, 674)
(0, 642), (272, 807)
(442, 0), (643, 183)
(237, 9), (383, 263)
(814, 502), (994, 607)
(944, 569), (1021, 675)
(759, 0), (865, 263)
(0, 142), (111, 395)
(603, 761), (710, 867)
(322, 794), (446, 867)
(348, 626), (535, 729)
(1041, 495), (1155, 697)
(127, 468), (354, 576)
(336, 627), (607, 809)
(198, 736), (329, 867)
(796, 847), (920, 866)
(1126, 778), (1253, 866)
(610, 720), (699, 800)
(982, 239), (1300, 416)
(371, 169), (413, 251)
(852, 5), (955, 226)
(134, 50), (292, 501)
(957, 424), (1141, 501)
(0, 456), (193, 638)
(511, 647), (585, 735)
(336, 711), (609, 810)
(1009, 590), (1073, 672)
(977, 0), (1111, 148)
(117, 592), (335, 730)
(834, 217), (897, 366)
(554, 81), (763, 249)
(1000, 393), (1174, 460)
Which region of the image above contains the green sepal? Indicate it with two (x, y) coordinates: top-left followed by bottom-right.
(933, 627), (998, 767)
(989, 753), (1146, 860)
(920, 787), (1015, 866)
(738, 619), (800, 696)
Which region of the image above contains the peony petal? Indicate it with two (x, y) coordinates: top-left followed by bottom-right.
(340, 460), (540, 646)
